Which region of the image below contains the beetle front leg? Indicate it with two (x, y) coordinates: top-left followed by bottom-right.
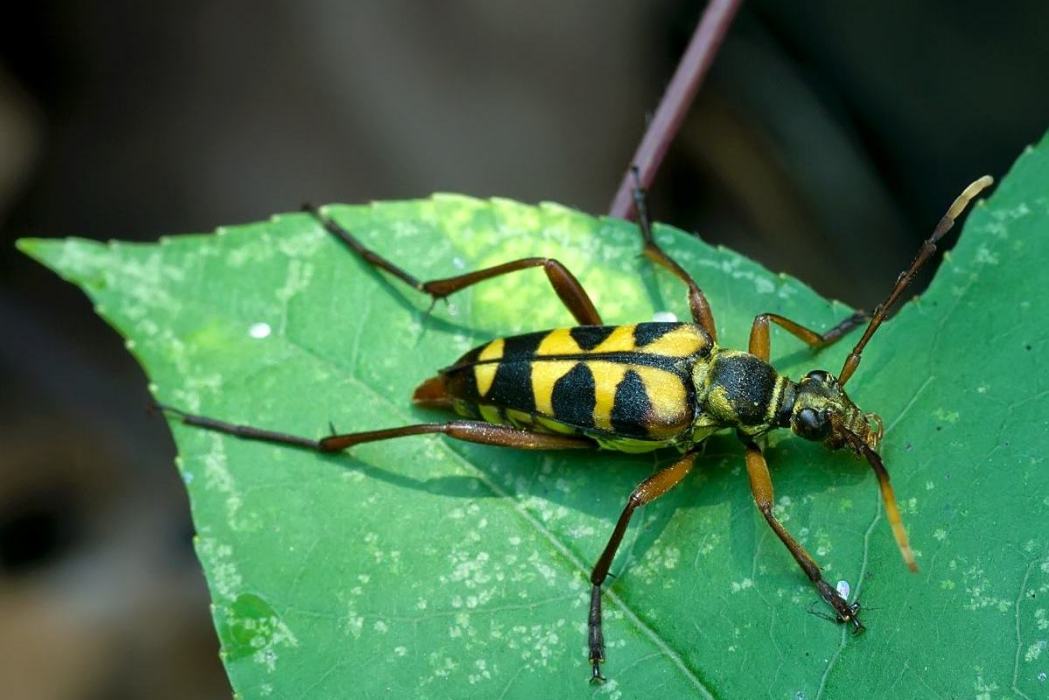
(739, 436), (864, 632)
(587, 449), (697, 683)
(748, 311), (869, 361)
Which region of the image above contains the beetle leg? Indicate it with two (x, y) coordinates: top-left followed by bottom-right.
(748, 310), (869, 361)
(587, 449), (697, 683)
(739, 435), (864, 632)
(630, 168), (717, 340)
(306, 205), (603, 325)
(156, 405), (595, 451)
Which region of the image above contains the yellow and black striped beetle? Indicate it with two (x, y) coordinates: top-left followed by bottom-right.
(160, 175), (993, 682)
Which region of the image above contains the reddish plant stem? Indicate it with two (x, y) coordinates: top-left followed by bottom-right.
(609, 0), (743, 219)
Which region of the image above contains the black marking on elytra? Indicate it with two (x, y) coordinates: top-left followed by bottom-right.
(501, 330), (547, 359)
(610, 370), (652, 437)
(551, 363), (596, 428)
(442, 331), (546, 373)
(469, 351), (690, 374)
(632, 322), (679, 347)
(710, 354), (778, 425)
(456, 345), (483, 366)
(488, 360), (536, 413)
(570, 326), (617, 351)
(595, 352), (692, 377)
(446, 346), (694, 377)
(444, 323), (713, 376)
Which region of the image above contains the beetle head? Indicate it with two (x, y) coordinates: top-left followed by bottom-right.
(789, 369), (883, 452)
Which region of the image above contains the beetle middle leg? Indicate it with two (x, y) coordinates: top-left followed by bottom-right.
(739, 435), (863, 632)
(307, 205), (603, 325)
(587, 449), (698, 683)
(748, 310), (869, 360)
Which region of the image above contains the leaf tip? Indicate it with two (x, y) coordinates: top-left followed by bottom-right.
(15, 237), (69, 270)
(15, 237), (43, 258)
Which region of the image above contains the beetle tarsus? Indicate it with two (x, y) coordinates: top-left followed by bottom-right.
(843, 601), (866, 634)
(811, 576), (867, 635)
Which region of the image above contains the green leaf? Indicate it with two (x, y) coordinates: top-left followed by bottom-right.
(19, 134), (1049, 699)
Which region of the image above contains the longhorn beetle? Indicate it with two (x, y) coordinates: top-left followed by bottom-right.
(159, 174), (993, 682)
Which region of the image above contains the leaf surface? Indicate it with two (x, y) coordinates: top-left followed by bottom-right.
(19, 135), (1049, 698)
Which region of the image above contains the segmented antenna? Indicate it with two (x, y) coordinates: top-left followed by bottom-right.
(838, 175), (995, 386)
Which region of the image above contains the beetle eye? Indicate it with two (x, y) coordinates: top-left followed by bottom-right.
(796, 408), (831, 440)
(805, 370), (830, 383)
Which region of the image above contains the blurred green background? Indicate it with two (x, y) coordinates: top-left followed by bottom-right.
(2, 2), (1047, 697)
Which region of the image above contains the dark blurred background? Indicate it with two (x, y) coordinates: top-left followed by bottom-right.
(1, 2), (1046, 697)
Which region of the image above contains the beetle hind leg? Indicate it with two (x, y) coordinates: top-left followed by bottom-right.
(587, 449), (697, 683)
(155, 404), (596, 452)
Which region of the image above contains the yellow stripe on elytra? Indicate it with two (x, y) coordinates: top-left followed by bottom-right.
(531, 324), (706, 360)
(588, 361), (630, 431)
(640, 325), (708, 357)
(635, 366), (688, 438)
(536, 329), (583, 356)
(530, 360), (577, 415)
(474, 338), (505, 397)
(592, 326), (638, 354)
(588, 361), (689, 437)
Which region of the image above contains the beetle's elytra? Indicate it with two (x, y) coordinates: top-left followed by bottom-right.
(160, 175), (992, 682)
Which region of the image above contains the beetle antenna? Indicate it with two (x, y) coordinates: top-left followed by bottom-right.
(837, 175), (994, 386)
(849, 434), (918, 572)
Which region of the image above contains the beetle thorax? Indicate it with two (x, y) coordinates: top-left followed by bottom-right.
(691, 349), (794, 435)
